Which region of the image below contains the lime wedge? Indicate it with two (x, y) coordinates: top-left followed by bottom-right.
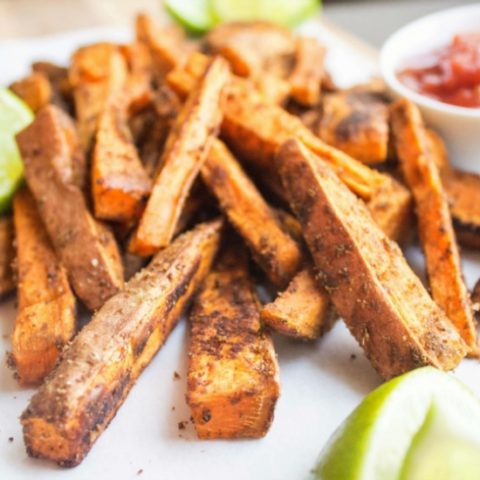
(165, 0), (216, 34)
(210, 0), (320, 28)
(0, 88), (33, 214)
(312, 367), (480, 480)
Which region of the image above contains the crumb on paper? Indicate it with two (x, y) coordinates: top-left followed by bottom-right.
(178, 421), (186, 430)
(8, 437), (13, 442)
(137, 469), (143, 475)
(173, 371), (181, 380)
(350, 354), (356, 361)
(172, 406), (175, 411)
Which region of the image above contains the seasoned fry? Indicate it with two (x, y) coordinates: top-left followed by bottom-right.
(69, 43), (128, 153)
(0, 216), (15, 297)
(135, 13), (188, 83)
(251, 73), (291, 105)
(201, 139), (303, 288)
(130, 57), (229, 256)
(21, 219), (223, 467)
(92, 90), (152, 223)
(261, 266), (336, 341)
(427, 129), (480, 249)
(120, 42), (153, 91)
(187, 242), (280, 439)
(473, 279), (480, 310)
(288, 36), (325, 107)
(390, 98), (478, 357)
(9, 73), (52, 113)
(16, 105), (124, 311)
(277, 138), (467, 380)
(11, 188), (76, 386)
(318, 89), (389, 164)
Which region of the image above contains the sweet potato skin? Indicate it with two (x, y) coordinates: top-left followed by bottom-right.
(390, 98), (478, 357)
(11, 188), (76, 386)
(92, 90), (152, 223)
(21, 219), (223, 467)
(16, 105), (123, 311)
(69, 43), (128, 153)
(261, 266), (336, 341)
(277, 138), (467, 380)
(187, 243), (280, 439)
(130, 57), (229, 256)
(201, 139), (303, 288)
(288, 36), (325, 107)
(0, 216), (15, 297)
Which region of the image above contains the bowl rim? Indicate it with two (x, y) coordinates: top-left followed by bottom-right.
(380, 3), (480, 119)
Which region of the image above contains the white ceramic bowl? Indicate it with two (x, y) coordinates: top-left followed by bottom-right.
(380, 4), (480, 174)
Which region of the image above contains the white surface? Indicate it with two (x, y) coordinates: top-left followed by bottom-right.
(380, 3), (480, 174)
(0, 22), (479, 480)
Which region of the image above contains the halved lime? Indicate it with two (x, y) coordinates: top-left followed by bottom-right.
(210, 0), (320, 28)
(0, 88), (33, 214)
(165, 0), (217, 34)
(312, 367), (480, 480)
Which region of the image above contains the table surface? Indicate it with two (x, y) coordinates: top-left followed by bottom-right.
(0, 0), (475, 46)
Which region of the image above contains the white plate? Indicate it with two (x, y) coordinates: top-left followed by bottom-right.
(1, 20), (479, 480)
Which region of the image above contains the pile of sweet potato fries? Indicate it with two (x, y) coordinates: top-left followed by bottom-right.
(1, 13), (479, 468)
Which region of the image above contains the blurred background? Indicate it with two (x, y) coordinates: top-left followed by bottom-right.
(0, 0), (474, 46)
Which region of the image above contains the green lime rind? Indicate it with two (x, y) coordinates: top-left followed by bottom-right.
(165, 0), (217, 35)
(209, 0), (320, 28)
(311, 367), (480, 480)
(0, 88), (33, 215)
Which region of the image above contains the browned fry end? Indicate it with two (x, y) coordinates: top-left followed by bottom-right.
(21, 219), (223, 467)
(390, 98), (478, 357)
(276, 138), (467, 380)
(9, 73), (52, 113)
(261, 266), (337, 341)
(187, 243), (280, 439)
(0, 216), (15, 297)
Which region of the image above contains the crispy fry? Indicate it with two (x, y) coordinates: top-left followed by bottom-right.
(129, 57), (229, 256)
(16, 105), (124, 311)
(0, 216), (15, 297)
(261, 266), (336, 341)
(69, 43), (128, 153)
(92, 90), (152, 223)
(9, 73), (52, 113)
(187, 242), (280, 439)
(201, 139), (303, 288)
(390, 98), (478, 357)
(11, 188), (76, 386)
(288, 36), (325, 107)
(135, 13), (188, 84)
(277, 138), (467, 380)
(427, 129), (480, 249)
(473, 279), (480, 310)
(251, 73), (291, 105)
(318, 90), (389, 164)
(21, 219), (223, 467)
(120, 42), (153, 91)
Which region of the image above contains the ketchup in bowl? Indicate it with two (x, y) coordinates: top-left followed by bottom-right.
(397, 33), (480, 108)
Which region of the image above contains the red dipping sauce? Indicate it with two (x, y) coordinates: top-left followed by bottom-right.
(397, 33), (480, 108)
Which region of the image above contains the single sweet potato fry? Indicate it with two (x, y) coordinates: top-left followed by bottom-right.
(11, 188), (76, 386)
(187, 242), (280, 439)
(9, 73), (52, 113)
(277, 138), (467, 380)
(473, 279), (480, 311)
(129, 56), (229, 256)
(261, 266), (337, 341)
(288, 36), (325, 107)
(69, 42), (128, 153)
(201, 139), (303, 288)
(0, 216), (15, 297)
(32, 61), (73, 112)
(21, 219), (223, 467)
(16, 105), (124, 311)
(92, 90), (152, 223)
(390, 98), (478, 357)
